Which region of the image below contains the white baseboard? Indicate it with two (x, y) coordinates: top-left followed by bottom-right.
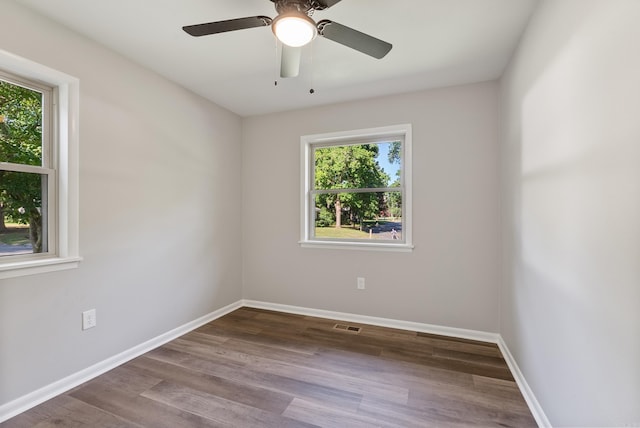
(0, 300), (243, 423)
(242, 299), (500, 344)
(2, 298), (549, 428)
(497, 336), (551, 428)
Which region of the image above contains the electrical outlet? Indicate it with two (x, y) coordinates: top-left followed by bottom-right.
(357, 277), (365, 290)
(82, 309), (96, 330)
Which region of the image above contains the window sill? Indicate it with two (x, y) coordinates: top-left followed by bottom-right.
(0, 256), (82, 280)
(299, 240), (414, 252)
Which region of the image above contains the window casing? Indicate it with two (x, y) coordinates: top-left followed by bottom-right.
(300, 124), (413, 251)
(0, 50), (80, 279)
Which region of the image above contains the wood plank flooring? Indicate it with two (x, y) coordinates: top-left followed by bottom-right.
(1, 307), (537, 427)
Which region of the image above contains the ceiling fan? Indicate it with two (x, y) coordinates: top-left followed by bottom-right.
(182, 0), (392, 78)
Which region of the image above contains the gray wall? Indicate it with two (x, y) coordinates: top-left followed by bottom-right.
(500, 0), (640, 425)
(242, 82), (502, 332)
(0, 2), (243, 405)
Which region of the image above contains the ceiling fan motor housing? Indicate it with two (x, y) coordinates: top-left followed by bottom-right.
(271, 0), (324, 16)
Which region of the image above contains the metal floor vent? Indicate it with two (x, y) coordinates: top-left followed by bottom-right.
(333, 324), (362, 334)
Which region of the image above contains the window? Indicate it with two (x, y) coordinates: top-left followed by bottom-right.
(300, 124), (413, 251)
(0, 51), (80, 279)
(0, 72), (54, 259)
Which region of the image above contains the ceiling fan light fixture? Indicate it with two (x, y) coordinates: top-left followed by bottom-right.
(272, 12), (317, 47)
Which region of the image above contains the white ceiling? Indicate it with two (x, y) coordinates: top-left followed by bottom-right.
(17, 0), (538, 117)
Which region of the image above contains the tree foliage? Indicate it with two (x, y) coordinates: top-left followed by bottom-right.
(0, 80), (44, 251)
(388, 141), (401, 165)
(385, 141), (402, 217)
(314, 144), (390, 228)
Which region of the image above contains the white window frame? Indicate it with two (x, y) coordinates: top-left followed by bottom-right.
(300, 124), (413, 252)
(0, 50), (81, 279)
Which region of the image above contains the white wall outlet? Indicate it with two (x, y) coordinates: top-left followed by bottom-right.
(357, 277), (365, 290)
(82, 309), (96, 330)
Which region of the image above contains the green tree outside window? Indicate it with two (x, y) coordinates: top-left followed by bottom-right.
(0, 80), (45, 254)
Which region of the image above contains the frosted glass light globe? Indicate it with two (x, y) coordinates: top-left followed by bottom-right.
(273, 13), (317, 47)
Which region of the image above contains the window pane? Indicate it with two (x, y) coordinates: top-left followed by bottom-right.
(313, 191), (403, 241)
(0, 171), (47, 256)
(314, 141), (402, 190)
(0, 80), (43, 166)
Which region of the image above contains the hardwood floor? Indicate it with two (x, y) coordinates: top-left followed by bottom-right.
(1, 308), (537, 427)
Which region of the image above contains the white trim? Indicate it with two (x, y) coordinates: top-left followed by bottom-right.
(299, 241), (414, 252)
(0, 256), (82, 279)
(242, 299), (499, 344)
(0, 300), (243, 423)
(497, 336), (551, 428)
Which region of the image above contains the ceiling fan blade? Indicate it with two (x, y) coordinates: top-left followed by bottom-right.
(317, 20), (392, 59)
(183, 16), (272, 37)
(315, 0), (343, 9)
(280, 45), (302, 78)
